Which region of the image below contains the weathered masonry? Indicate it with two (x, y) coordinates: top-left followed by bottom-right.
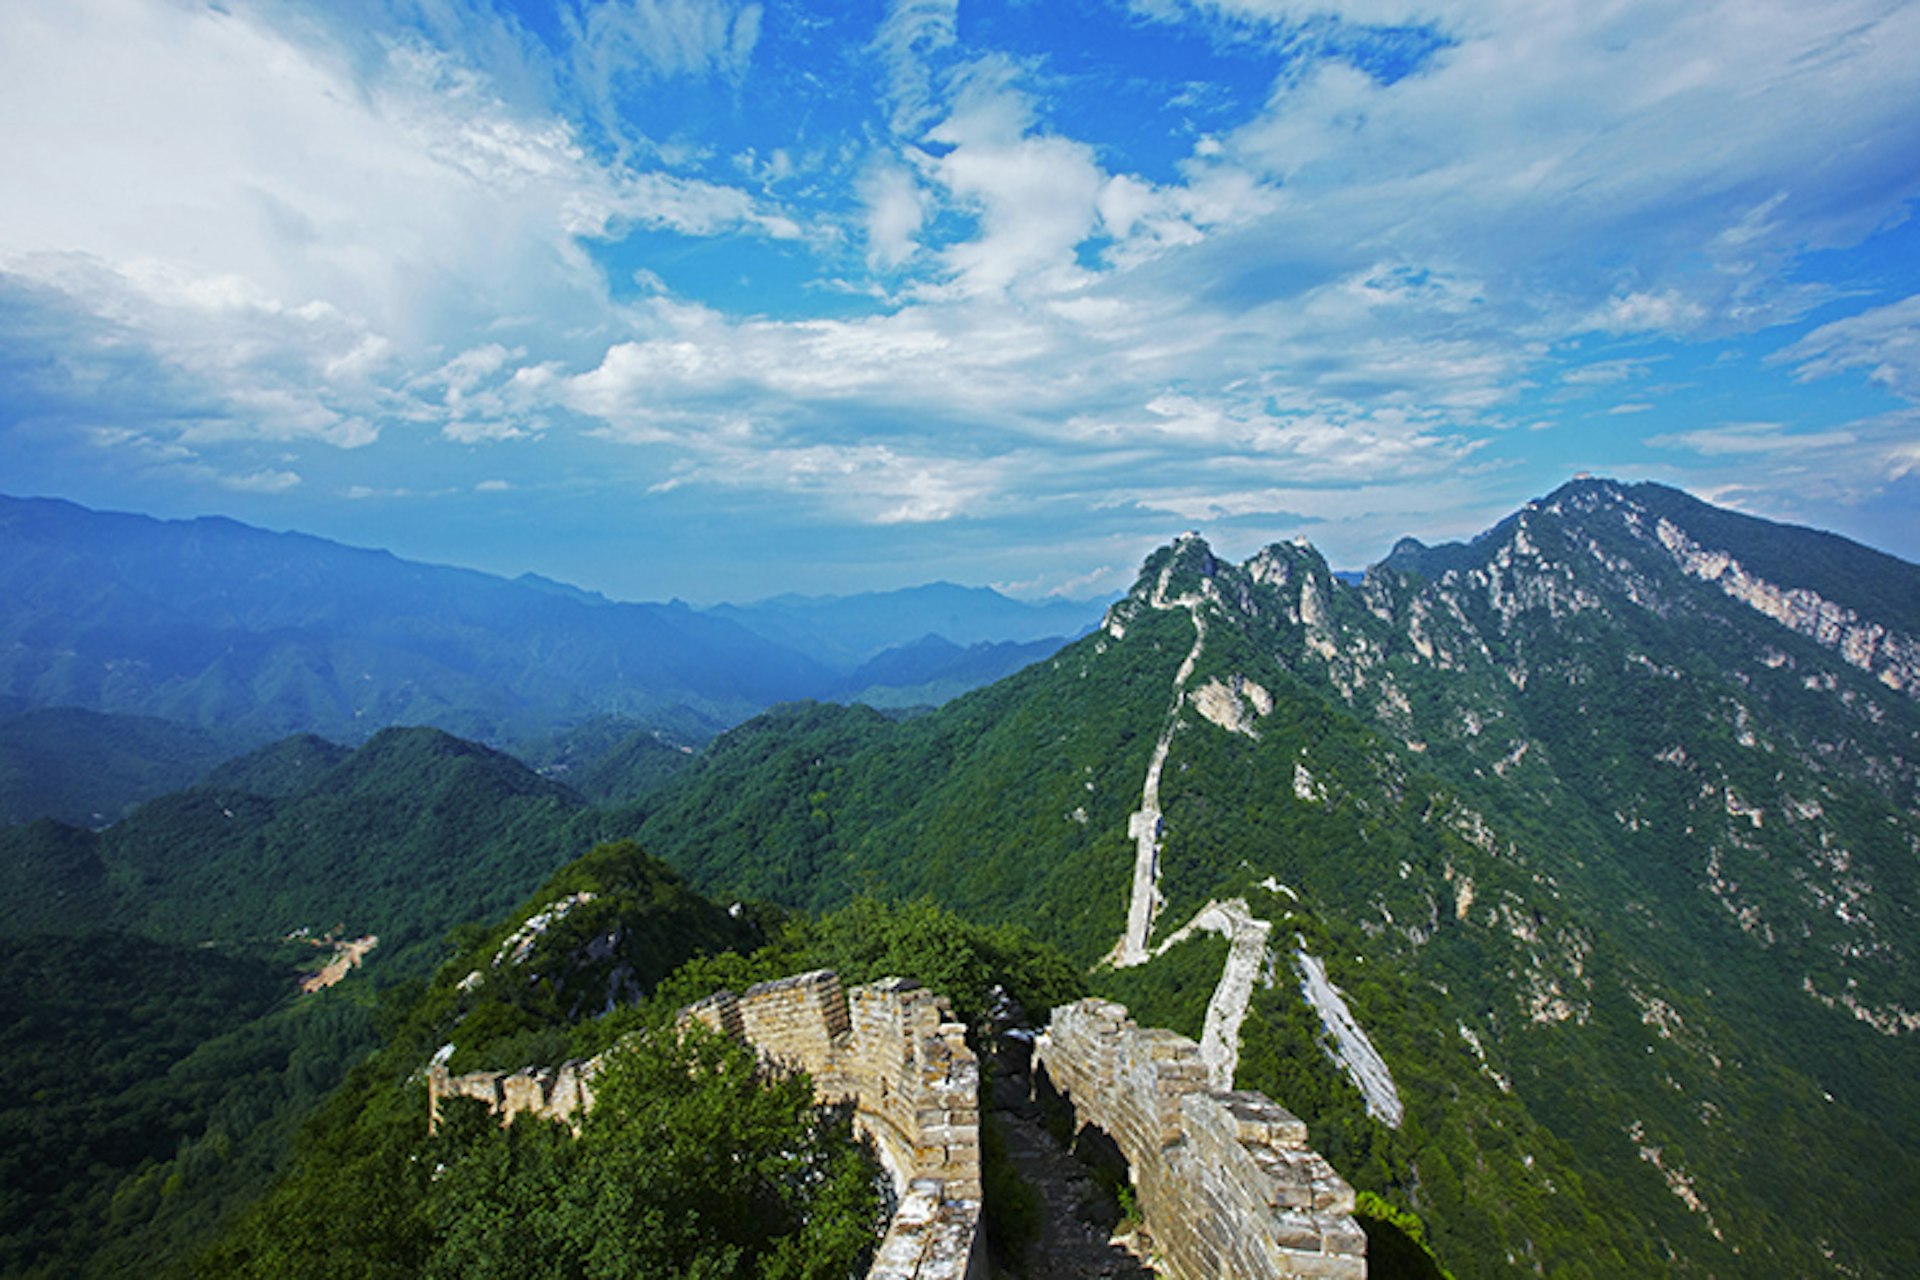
(1036, 997), (1367, 1279)
(682, 971), (982, 1280)
(427, 969), (983, 1280)
(426, 975), (1366, 1279)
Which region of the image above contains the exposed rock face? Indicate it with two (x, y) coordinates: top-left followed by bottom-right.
(1192, 675), (1273, 738)
(1036, 997), (1367, 1280)
(1654, 516), (1920, 695)
(1296, 952), (1403, 1127)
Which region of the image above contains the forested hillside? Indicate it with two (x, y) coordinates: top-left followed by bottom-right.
(196, 841), (1082, 1280)
(0, 706), (232, 826)
(6, 478), (1915, 1278)
(0, 727), (621, 1278)
(630, 479), (1920, 1278)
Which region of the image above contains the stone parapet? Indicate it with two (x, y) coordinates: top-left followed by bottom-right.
(1036, 997), (1367, 1279)
(734, 968), (852, 1081)
(425, 1057), (599, 1131)
(427, 970), (982, 1280)
(695, 972), (983, 1209)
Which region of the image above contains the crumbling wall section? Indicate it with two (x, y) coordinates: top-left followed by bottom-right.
(1036, 997), (1367, 1279)
(425, 1057), (598, 1131)
(429, 969), (982, 1280)
(680, 970), (980, 1207)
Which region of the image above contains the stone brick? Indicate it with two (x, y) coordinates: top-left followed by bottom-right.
(1038, 996), (1368, 1280)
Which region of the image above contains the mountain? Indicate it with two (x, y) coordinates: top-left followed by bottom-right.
(0, 705), (234, 826)
(0, 493), (833, 750)
(512, 714), (699, 806)
(0, 496), (1098, 826)
(0, 725), (633, 1279)
(630, 479), (1920, 1278)
(193, 847), (1081, 1280)
(707, 580), (1101, 669)
(0, 725), (604, 968)
(832, 633), (1074, 708)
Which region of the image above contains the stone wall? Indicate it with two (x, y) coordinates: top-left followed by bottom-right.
(1035, 997), (1367, 1279)
(427, 969), (982, 1280)
(425, 1056), (599, 1131)
(679, 970), (983, 1202)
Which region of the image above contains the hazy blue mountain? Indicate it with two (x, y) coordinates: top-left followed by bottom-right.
(706, 579), (1101, 669)
(631, 479), (1920, 1279)
(0, 493), (833, 749)
(831, 632), (1074, 708)
(0, 496), (1101, 819)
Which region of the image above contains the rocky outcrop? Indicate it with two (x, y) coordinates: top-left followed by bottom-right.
(1036, 997), (1367, 1279)
(1653, 516), (1920, 695)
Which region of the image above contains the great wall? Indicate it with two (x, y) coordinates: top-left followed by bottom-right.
(1101, 536), (1406, 1125)
(427, 968), (1368, 1279)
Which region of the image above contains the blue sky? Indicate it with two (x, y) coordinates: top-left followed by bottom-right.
(3, 0), (1917, 602)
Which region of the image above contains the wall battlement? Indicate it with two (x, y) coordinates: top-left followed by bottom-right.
(1036, 997), (1367, 1279)
(427, 970), (982, 1280)
(425, 978), (1365, 1279)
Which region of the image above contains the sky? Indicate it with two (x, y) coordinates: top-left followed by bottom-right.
(3, 0), (1918, 603)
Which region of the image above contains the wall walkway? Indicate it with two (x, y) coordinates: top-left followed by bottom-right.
(1036, 997), (1367, 1279)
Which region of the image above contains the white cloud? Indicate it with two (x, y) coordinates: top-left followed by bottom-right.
(566, 0), (762, 154)
(5, 0), (1918, 573)
(0, 0), (793, 459)
(1151, 0), (1920, 341)
(1776, 293), (1920, 401)
(1648, 422), (1857, 455)
(916, 70), (1107, 298)
(1584, 292), (1710, 336)
(992, 564), (1126, 599)
(653, 438), (1011, 525)
(874, 0), (960, 136)
(860, 165), (927, 269)
(219, 468), (303, 493)
(1646, 409), (1919, 518)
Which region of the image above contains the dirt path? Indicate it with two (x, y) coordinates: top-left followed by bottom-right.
(989, 1058), (1156, 1279)
(299, 933), (377, 994)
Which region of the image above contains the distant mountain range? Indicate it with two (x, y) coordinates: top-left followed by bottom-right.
(709, 581), (1099, 667)
(0, 493), (1102, 822)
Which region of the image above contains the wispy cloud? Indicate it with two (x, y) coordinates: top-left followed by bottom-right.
(874, 0), (960, 136)
(1776, 293), (1920, 401)
(1648, 422), (1857, 455)
(221, 468), (303, 493)
(2, 0), (1917, 594)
